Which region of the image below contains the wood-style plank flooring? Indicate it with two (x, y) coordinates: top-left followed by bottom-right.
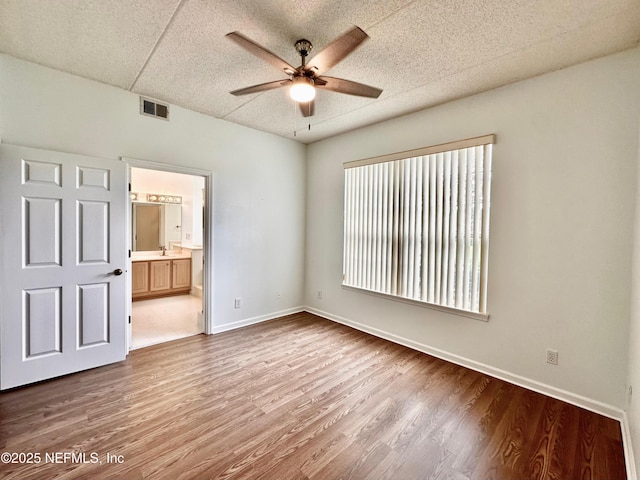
(0, 312), (626, 479)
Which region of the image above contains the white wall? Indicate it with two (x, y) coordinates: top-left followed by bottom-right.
(627, 109), (640, 477)
(305, 48), (640, 411)
(0, 53), (307, 329)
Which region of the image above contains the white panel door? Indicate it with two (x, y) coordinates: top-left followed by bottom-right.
(0, 144), (128, 390)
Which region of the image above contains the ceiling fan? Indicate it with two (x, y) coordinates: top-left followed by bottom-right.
(225, 26), (383, 117)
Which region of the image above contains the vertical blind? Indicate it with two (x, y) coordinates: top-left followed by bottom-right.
(343, 135), (494, 315)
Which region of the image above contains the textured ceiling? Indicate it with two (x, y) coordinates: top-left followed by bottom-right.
(1, 0), (639, 144)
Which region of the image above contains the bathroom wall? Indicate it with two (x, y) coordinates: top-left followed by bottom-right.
(130, 167), (205, 248)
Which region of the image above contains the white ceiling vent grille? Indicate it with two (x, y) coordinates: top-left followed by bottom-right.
(140, 97), (169, 120)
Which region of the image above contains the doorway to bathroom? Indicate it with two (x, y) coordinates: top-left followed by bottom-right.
(127, 163), (210, 349)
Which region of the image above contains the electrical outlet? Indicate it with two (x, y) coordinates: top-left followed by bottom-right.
(276, 291), (282, 300)
(317, 290), (323, 300)
(546, 349), (558, 365)
(234, 298), (241, 309)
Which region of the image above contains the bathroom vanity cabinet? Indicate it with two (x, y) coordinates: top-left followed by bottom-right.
(132, 257), (192, 300)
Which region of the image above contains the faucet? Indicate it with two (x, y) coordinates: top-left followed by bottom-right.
(159, 245), (167, 256)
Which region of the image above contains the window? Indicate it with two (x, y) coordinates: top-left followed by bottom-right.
(342, 135), (495, 320)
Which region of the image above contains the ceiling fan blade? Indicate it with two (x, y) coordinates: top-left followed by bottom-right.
(304, 26), (368, 76)
(230, 79), (290, 96)
(316, 76), (382, 98)
(299, 100), (315, 117)
(226, 32), (297, 75)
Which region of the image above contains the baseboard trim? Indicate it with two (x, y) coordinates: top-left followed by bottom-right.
(211, 306), (305, 334)
(304, 306), (624, 421)
(621, 412), (638, 480)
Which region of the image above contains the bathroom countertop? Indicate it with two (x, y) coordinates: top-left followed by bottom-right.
(132, 252), (192, 262)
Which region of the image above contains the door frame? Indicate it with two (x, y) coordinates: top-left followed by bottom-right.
(123, 157), (214, 339)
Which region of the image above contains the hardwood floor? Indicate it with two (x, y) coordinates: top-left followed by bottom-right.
(0, 312), (626, 479)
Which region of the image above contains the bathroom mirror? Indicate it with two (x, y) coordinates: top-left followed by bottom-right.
(132, 203), (182, 251)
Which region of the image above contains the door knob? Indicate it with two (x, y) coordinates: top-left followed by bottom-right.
(113, 268), (123, 276)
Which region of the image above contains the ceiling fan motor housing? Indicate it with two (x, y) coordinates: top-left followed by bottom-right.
(294, 39), (313, 58)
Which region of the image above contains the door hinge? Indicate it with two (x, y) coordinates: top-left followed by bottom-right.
(128, 316), (132, 324)
(128, 183), (131, 192)
(128, 249), (131, 258)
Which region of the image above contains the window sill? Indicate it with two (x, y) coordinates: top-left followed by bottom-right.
(341, 284), (489, 322)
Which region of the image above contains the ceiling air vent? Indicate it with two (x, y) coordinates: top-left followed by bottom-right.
(140, 97), (169, 120)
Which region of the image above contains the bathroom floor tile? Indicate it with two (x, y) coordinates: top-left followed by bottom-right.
(132, 294), (203, 349)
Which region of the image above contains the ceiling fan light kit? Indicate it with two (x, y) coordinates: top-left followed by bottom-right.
(226, 26), (383, 119)
(290, 76), (316, 102)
